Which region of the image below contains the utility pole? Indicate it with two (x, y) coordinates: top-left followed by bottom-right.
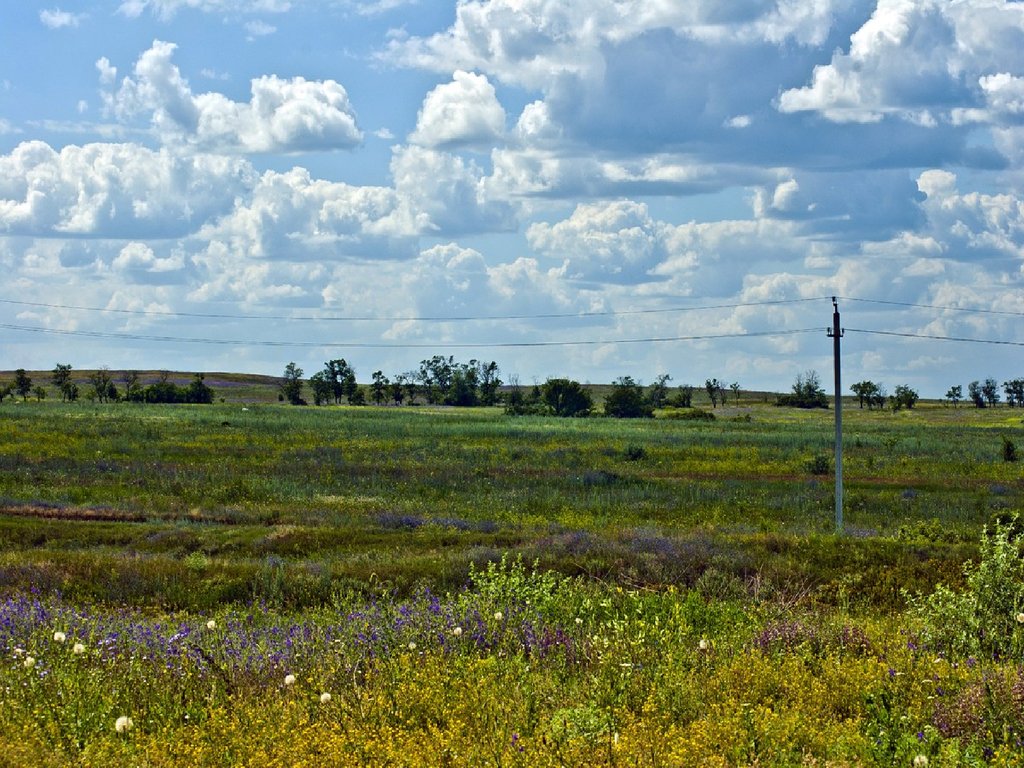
(827, 297), (844, 534)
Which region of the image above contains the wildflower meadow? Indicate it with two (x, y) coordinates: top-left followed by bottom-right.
(2, 393), (1024, 765)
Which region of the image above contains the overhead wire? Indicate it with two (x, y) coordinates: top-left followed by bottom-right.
(0, 322), (823, 350)
(0, 295), (827, 323)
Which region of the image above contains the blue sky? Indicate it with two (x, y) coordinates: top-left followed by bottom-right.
(3, 0), (1024, 397)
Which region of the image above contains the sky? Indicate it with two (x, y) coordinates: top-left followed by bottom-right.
(3, 0), (1024, 397)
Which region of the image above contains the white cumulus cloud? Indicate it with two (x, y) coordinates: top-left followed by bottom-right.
(103, 40), (363, 153)
(40, 9), (86, 28)
(409, 71), (506, 148)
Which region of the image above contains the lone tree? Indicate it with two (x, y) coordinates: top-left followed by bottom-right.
(968, 380), (985, 408)
(604, 376), (654, 418)
(945, 384), (963, 408)
(1003, 379), (1024, 407)
(982, 378), (1001, 408)
(280, 362), (305, 405)
(851, 380), (884, 409)
(777, 370), (829, 409)
(889, 384), (919, 412)
(52, 363), (73, 401)
(541, 378), (593, 417)
(647, 374), (672, 409)
(14, 369), (32, 401)
(704, 378), (722, 408)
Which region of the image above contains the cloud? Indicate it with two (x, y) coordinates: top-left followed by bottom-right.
(388, 145), (517, 235)
(245, 20), (277, 39)
(113, 241), (185, 273)
(409, 71), (505, 148)
(103, 40), (363, 153)
(117, 0), (292, 20)
(527, 200), (669, 284)
(193, 166), (416, 264)
(40, 9), (86, 28)
(778, 0), (1024, 125)
(0, 140), (254, 237)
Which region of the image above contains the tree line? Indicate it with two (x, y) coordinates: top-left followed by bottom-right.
(849, 377), (1024, 411)
(0, 366), (214, 404)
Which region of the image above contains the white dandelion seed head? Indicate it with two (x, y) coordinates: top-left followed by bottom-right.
(698, 638), (709, 651)
(206, 620), (217, 630)
(53, 631), (66, 643)
(575, 617), (584, 625)
(1016, 612), (1024, 624)
(23, 656), (36, 669)
(493, 611), (503, 622)
(320, 692), (332, 704)
(407, 641), (417, 651)
(72, 643), (86, 655)
(913, 755), (929, 768)
(452, 626), (462, 637)
(284, 674), (296, 686)
(115, 715), (133, 734)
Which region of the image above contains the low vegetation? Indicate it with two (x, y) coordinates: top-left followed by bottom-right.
(2, 374), (1024, 765)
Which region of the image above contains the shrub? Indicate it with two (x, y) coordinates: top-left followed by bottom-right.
(910, 518), (1024, 659)
(1002, 437), (1017, 463)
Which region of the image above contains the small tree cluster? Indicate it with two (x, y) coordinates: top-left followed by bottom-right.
(776, 370), (829, 409)
(603, 376), (654, 418)
(851, 380), (886, 409)
(967, 379), (1001, 408)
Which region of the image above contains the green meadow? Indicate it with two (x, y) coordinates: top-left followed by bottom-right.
(2, 390), (1024, 765)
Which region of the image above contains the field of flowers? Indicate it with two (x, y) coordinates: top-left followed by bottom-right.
(2, 398), (1024, 764)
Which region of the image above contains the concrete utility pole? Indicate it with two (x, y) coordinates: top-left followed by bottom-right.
(827, 297), (844, 534)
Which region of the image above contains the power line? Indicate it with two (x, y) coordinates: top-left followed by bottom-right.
(0, 296), (827, 323)
(841, 295), (1024, 318)
(846, 328), (1024, 347)
(0, 321), (822, 350)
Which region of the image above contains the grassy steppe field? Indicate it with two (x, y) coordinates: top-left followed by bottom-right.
(2, 393), (1024, 766)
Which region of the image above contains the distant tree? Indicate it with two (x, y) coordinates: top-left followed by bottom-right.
(1003, 379), (1024, 408)
(33, 386), (46, 401)
(968, 380), (985, 408)
(648, 374), (672, 409)
(401, 371), (419, 406)
(52, 364), (73, 401)
(348, 385), (366, 406)
(14, 369), (32, 401)
(418, 355), (454, 404)
(851, 380), (882, 409)
(122, 371), (144, 402)
(0, 383), (12, 403)
(445, 366), (479, 407)
(983, 378), (1001, 408)
(477, 360), (502, 406)
(184, 373), (214, 404)
(145, 371), (179, 404)
(730, 381), (741, 405)
(280, 362), (305, 405)
(603, 376), (654, 418)
(777, 370), (828, 409)
(890, 384), (919, 412)
(390, 377), (405, 406)
(88, 367), (117, 403)
(323, 359), (357, 404)
(704, 378), (721, 408)
(945, 384), (963, 409)
(371, 371), (389, 405)
(505, 374), (543, 415)
(670, 384), (694, 408)
(541, 378), (593, 417)
(309, 371), (332, 406)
